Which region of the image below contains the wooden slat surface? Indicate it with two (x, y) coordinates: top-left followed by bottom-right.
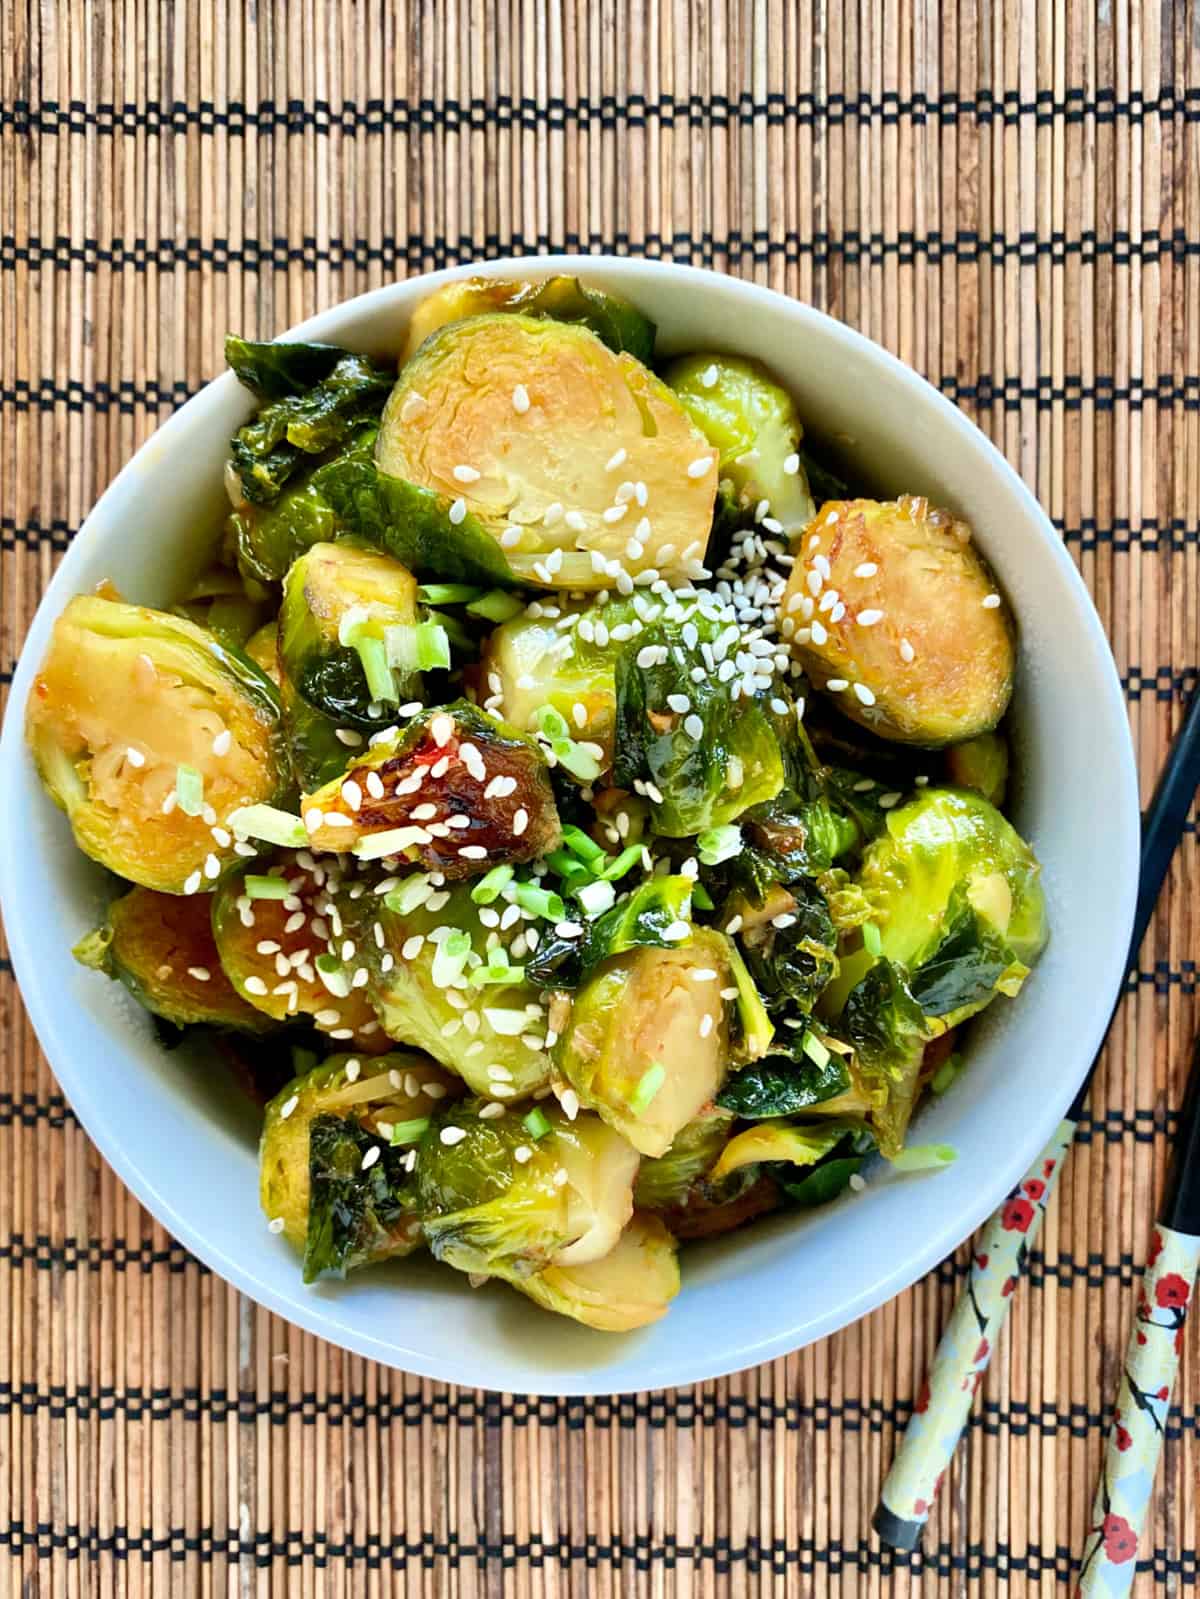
(2, 2), (1198, 1593)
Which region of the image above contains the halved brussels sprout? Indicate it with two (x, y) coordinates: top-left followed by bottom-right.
(278, 541), (421, 789)
(212, 856), (388, 1051)
(25, 596), (285, 893)
(710, 1117), (858, 1181)
(416, 1100), (640, 1283)
(375, 314), (717, 590)
(244, 621), (282, 685)
(73, 885), (273, 1031)
(633, 1111), (734, 1210)
(944, 731), (1009, 806)
(302, 700), (561, 871)
(554, 928), (732, 1157)
(402, 275), (656, 363)
(260, 1052), (455, 1278)
(516, 1213), (680, 1330)
(782, 496), (1015, 745)
(365, 881), (553, 1097)
(663, 353), (815, 536)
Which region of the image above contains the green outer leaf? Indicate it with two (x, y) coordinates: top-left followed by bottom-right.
(906, 893), (1020, 1018)
(498, 276), (657, 363)
(715, 1050), (851, 1119)
(524, 875), (693, 989)
(842, 958), (933, 1159)
(317, 459), (518, 587)
(303, 1113), (417, 1282)
(225, 337), (353, 400)
(777, 1154), (863, 1208)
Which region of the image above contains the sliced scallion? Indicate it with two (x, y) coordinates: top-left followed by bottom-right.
(227, 804), (308, 849)
(175, 764), (204, 817)
(244, 875), (291, 899)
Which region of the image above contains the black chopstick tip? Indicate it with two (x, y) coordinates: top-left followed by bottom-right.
(872, 1501), (926, 1552)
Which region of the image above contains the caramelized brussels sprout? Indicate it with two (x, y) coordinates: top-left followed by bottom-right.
(212, 856), (388, 1051)
(664, 353), (815, 535)
(375, 315), (718, 590)
(554, 928), (732, 1157)
(301, 700), (560, 871)
(782, 496), (1015, 744)
(633, 1112), (734, 1210)
(73, 885), (273, 1031)
(260, 1052), (455, 1278)
(365, 881), (553, 1097)
(173, 567), (268, 648)
(278, 541), (422, 789)
(710, 1117), (858, 1181)
(244, 621), (282, 685)
(25, 596), (285, 893)
(516, 1214), (680, 1330)
(416, 1100), (640, 1283)
(402, 275), (656, 363)
(731, 877), (839, 1015)
(944, 731), (1009, 806)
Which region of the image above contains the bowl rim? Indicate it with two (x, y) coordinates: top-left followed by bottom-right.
(0, 254), (1140, 1392)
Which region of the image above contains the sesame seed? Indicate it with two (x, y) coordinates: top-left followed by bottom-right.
(187, 966), (211, 982)
(284, 911), (306, 934)
(160, 791), (178, 816)
(459, 844), (488, 860)
(602, 503), (628, 523)
(430, 713), (454, 747)
(365, 771), (385, 800)
(605, 447), (628, 471)
(818, 589), (839, 613)
(825, 678), (850, 692)
(555, 920), (584, 939)
(690, 968), (718, 982)
(853, 683), (877, 706)
(686, 456), (712, 479)
(448, 498), (467, 525)
(304, 808), (324, 832)
(564, 510), (588, 533)
(899, 638), (916, 664)
(453, 463), (481, 483)
(700, 363), (719, 388)
(725, 914), (744, 935)
(982, 592), (1002, 609)
(267, 1216), (286, 1234)
(341, 779), (363, 811)
(513, 1145), (533, 1165)
(479, 1102), (505, 1119)
(279, 1094), (299, 1120)
(212, 729), (232, 757)
(500, 526), (521, 548)
(857, 609), (884, 627)
(810, 619), (828, 646)
(361, 1146), (381, 1172)
(440, 1126), (467, 1146)
(663, 920), (690, 942)
(807, 569), (823, 597)
(244, 976), (268, 996)
(559, 1087), (580, 1120)
(203, 853), (221, 879)
(512, 808), (528, 836)
(314, 1007), (341, 1026)
(635, 482), (649, 506)
(761, 517), (783, 535)
(879, 792), (903, 809)
(848, 1172), (867, 1193)
(345, 1059), (361, 1082)
(683, 714), (704, 740)
(699, 1013), (713, 1038)
(783, 451), (800, 475)
(512, 383), (530, 413)
(854, 562), (878, 578)
(771, 913), (798, 929)
(666, 693), (691, 713)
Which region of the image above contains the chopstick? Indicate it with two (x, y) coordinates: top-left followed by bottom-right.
(873, 683), (1200, 1552)
(1075, 1036), (1200, 1594)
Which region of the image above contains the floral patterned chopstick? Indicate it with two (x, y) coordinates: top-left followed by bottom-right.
(873, 685), (1200, 1553)
(1076, 1046), (1200, 1596)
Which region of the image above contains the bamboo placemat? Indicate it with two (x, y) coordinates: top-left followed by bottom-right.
(2, 2), (1198, 1592)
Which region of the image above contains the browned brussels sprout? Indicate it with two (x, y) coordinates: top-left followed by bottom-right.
(515, 1214), (681, 1330)
(25, 595), (286, 893)
(73, 885), (273, 1031)
(782, 496), (1015, 745)
(401, 275), (656, 363)
(944, 731), (1009, 806)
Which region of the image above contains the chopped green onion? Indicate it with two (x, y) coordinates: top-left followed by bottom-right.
(513, 882), (565, 921)
(522, 1108), (551, 1140)
(862, 921), (883, 957)
(470, 864), (514, 905)
(697, 824), (743, 867)
(227, 804), (308, 849)
(353, 634), (398, 703)
(423, 608), (476, 652)
(691, 881), (715, 911)
(561, 824), (605, 865)
(890, 1143), (957, 1172)
(577, 878), (616, 918)
(467, 590), (525, 624)
(931, 1052), (963, 1095)
(175, 764), (204, 817)
(598, 844), (643, 882)
(469, 961), (526, 987)
(384, 620), (451, 673)
(536, 706), (570, 742)
(551, 738), (604, 782)
(388, 1117), (431, 1145)
(245, 875), (292, 899)
(628, 1063), (666, 1116)
(431, 929), (472, 988)
(544, 849), (592, 888)
(387, 874), (434, 914)
(417, 583), (483, 605)
(314, 953), (351, 998)
(801, 1030), (831, 1069)
(355, 826), (430, 862)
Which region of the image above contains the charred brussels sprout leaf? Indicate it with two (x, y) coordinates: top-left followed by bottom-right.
(416, 1101), (640, 1284)
(516, 1213), (680, 1331)
(304, 1115), (419, 1282)
(74, 885), (274, 1032)
(711, 1117), (860, 1181)
(302, 700), (560, 872)
(716, 1047), (854, 1120)
(783, 495), (1015, 745)
(526, 875), (695, 990)
(402, 275), (656, 364)
(906, 887), (1027, 1018)
(366, 882), (554, 1097)
(376, 314), (717, 590)
(278, 541), (421, 789)
(733, 876), (838, 1014)
(664, 353), (815, 536)
(226, 337), (395, 506)
(613, 611), (790, 836)
(944, 731), (1009, 806)
(554, 928), (732, 1157)
(25, 595), (285, 893)
(633, 1114), (734, 1211)
(842, 959), (936, 1159)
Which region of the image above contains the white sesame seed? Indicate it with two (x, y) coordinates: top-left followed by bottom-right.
(686, 456), (712, 479)
(853, 683), (877, 706)
(512, 808), (528, 836)
(479, 1102), (505, 1119)
(848, 1172), (867, 1192)
(440, 1126), (467, 1146)
(430, 713), (454, 747)
(825, 678), (850, 692)
(700, 363), (719, 388)
(448, 498), (467, 525)
(602, 504), (628, 523)
(854, 562), (878, 578)
(699, 1013), (713, 1038)
(187, 966), (211, 982)
(203, 853), (221, 880)
(666, 693), (691, 713)
(304, 808), (324, 833)
(663, 920), (690, 942)
(771, 913), (798, 929)
(212, 729), (233, 757)
(512, 383), (530, 413)
(818, 589), (839, 613)
(982, 592), (1002, 609)
(879, 792), (903, 809)
(314, 1007), (341, 1026)
(244, 976), (268, 996)
(500, 526), (522, 548)
(783, 452), (800, 475)
(453, 463), (481, 483)
(899, 638), (916, 663)
(279, 1094), (300, 1121)
(683, 714), (704, 740)
(360, 1146), (381, 1172)
(267, 1216), (286, 1234)
(559, 1087), (580, 1121)
(341, 779), (363, 811)
(605, 447), (627, 471)
(284, 911), (306, 934)
(635, 482), (649, 506)
(564, 510), (588, 533)
(810, 619), (828, 646)
(513, 1145), (533, 1164)
(725, 915), (744, 934)
(857, 609), (884, 627)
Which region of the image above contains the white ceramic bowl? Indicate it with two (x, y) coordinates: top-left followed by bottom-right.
(0, 258), (1139, 1394)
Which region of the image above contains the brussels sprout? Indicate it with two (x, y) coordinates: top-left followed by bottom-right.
(375, 314), (718, 590)
(25, 596), (286, 893)
(244, 621), (281, 685)
(516, 1214), (680, 1330)
(782, 496), (1015, 745)
(225, 336), (395, 505)
(633, 1112), (734, 1210)
(840, 960), (939, 1158)
(365, 881), (554, 1097)
(260, 1052), (455, 1278)
(663, 353), (815, 536)
(301, 700), (561, 872)
(480, 595), (646, 762)
(278, 541), (422, 789)
(212, 856), (388, 1050)
(525, 875), (696, 991)
(173, 567), (268, 648)
(944, 731), (1009, 806)
(73, 885), (274, 1031)
(416, 1100), (640, 1282)
(731, 877), (838, 1014)
(554, 928), (732, 1157)
(613, 607), (792, 836)
(710, 1117), (859, 1181)
(402, 275), (656, 364)
(715, 1037), (865, 1120)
